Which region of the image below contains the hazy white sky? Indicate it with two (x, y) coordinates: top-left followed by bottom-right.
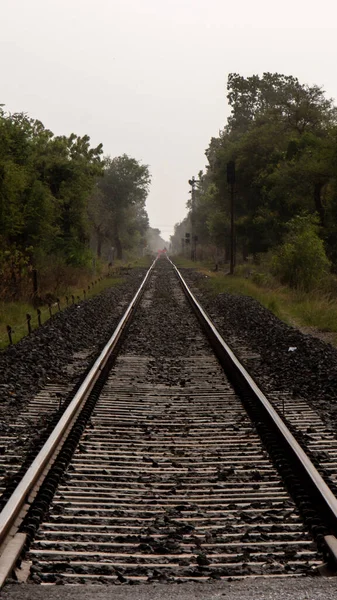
(1, 0), (337, 237)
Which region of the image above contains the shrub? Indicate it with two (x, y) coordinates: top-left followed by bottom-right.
(272, 214), (331, 292)
(251, 271), (276, 288)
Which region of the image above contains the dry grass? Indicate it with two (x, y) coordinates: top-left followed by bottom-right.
(172, 256), (337, 345)
(0, 255), (153, 349)
(0, 275), (122, 349)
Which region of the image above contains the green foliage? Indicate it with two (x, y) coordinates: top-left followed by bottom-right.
(0, 107), (105, 297)
(271, 215), (331, 291)
(251, 270), (276, 288)
(172, 71), (337, 271)
(89, 154), (151, 260)
(0, 106), (153, 300)
(226, 72), (336, 134)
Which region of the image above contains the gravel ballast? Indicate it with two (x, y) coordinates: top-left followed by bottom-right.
(0, 268), (147, 416)
(0, 267), (148, 472)
(23, 261), (325, 585)
(2, 578), (337, 600)
(180, 268), (337, 431)
(2, 262), (337, 597)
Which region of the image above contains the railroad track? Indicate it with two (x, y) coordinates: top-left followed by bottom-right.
(1, 258), (337, 586)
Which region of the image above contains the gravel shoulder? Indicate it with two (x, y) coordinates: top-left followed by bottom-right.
(180, 268), (337, 432)
(0, 267), (147, 477)
(3, 578), (337, 600)
(0, 267), (147, 417)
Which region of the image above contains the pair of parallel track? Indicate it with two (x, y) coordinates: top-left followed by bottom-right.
(0, 258), (337, 585)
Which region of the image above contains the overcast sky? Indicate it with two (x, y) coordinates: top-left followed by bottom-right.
(1, 0), (337, 238)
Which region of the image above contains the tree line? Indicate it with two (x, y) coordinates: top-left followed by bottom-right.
(171, 73), (337, 289)
(0, 107), (151, 298)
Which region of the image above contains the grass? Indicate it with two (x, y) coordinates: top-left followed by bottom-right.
(173, 256), (214, 270)
(108, 255), (153, 269)
(0, 275), (123, 349)
(288, 293), (337, 333)
(127, 256), (154, 268)
(0, 255), (153, 349)
(199, 271), (288, 320)
(174, 258), (337, 345)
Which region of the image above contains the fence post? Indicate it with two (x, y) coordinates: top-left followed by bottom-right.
(37, 309), (42, 327)
(6, 326), (12, 345)
(66, 296), (69, 306)
(48, 303), (52, 318)
(26, 314), (32, 335)
(56, 298), (61, 311)
(71, 295), (75, 304)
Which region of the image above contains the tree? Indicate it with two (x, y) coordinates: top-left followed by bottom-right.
(272, 215), (331, 290)
(226, 72), (336, 134)
(146, 227), (168, 253)
(87, 187), (108, 258)
(94, 155), (151, 259)
(173, 73), (337, 269)
(205, 74), (337, 261)
(0, 107), (104, 296)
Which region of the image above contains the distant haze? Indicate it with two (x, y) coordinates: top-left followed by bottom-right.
(1, 0), (337, 237)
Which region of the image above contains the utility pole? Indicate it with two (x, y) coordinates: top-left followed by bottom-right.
(188, 177), (196, 261)
(227, 161), (236, 275)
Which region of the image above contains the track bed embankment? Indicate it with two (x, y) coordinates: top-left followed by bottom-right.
(26, 262), (322, 583)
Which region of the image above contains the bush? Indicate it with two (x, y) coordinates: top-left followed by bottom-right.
(251, 271), (276, 288)
(0, 244), (33, 300)
(272, 215), (331, 292)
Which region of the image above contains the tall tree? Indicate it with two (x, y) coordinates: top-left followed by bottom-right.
(94, 154), (151, 259)
(173, 73), (337, 266)
(0, 107), (104, 296)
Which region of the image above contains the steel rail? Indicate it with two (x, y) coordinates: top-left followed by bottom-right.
(0, 257), (157, 583)
(169, 257), (337, 564)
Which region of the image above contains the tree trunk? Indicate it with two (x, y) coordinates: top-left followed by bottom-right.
(314, 182), (325, 226)
(114, 225), (123, 259)
(94, 224), (103, 258)
(97, 232), (103, 258)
